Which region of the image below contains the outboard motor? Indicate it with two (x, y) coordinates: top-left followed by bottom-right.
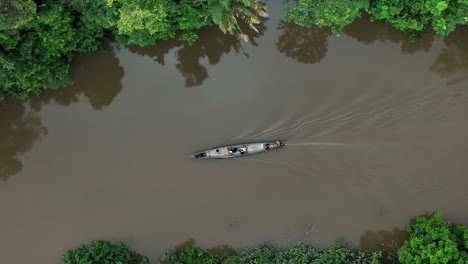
(275, 140), (286, 146)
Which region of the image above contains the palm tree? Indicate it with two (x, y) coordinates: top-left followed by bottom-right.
(203, 0), (268, 42)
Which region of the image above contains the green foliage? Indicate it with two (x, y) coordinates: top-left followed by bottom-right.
(454, 225), (468, 260)
(0, 0), (36, 30)
(4, 0), (467, 101)
(160, 243), (382, 264)
(285, 0), (468, 37)
(273, 244), (321, 263)
(285, 0), (369, 35)
(35, 3), (78, 57)
(202, 0), (268, 41)
(369, 0), (468, 36)
(67, 0), (118, 52)
(160, 246), (223, 264)
(172, 0), (210, 34)
(0, 0), (268, 100)
(0, 1), (80, 100)
(111, 0), (211, 46)
(112, 0), (176, 46)
(62, 240), (149, 264)
(397, 212), (468, 264)
(58, 214), (468, 264)
(266, 243), (382, 264)
(238, 244), (276, 263)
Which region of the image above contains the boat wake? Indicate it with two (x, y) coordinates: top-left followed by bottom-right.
(286, 142), (347, 147)
(241, 156), (318, 169)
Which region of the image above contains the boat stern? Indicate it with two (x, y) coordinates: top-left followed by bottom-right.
(273, 140), (286, 147)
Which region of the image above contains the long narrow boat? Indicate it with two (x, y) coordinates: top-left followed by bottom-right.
(192, 141), (286, 159)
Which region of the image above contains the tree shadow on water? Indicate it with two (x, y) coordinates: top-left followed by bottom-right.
(128, 19), (267, 87)
(1, 42), (123, 181)
(431, 27), (468, 86)
(359, 211), (436, 263)
(0, 101), (47, 181)
(343, 14), (434, 55)
(276, 21), (331, 64)
(360, 228), (408, 254)
(29, 43), (125, 111)
(174, 238), (197, 252)
(127, 38), (182, 67)
(175, 25), (247, 87)
(206, 244), (237, 257)
(172, 238), (237, 258)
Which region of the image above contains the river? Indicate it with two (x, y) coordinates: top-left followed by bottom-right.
(1, 2), (468, 263)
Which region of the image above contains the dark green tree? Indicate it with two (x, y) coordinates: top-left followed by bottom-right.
(397, 212), (468, 264)
(0, 0), (36, 30)
(1, 0), (269, 100)
(0, 0), (101, 100)
(62, 240), (149, 264)
(369, 0), (468, 36)
(285, 0), (369, 35)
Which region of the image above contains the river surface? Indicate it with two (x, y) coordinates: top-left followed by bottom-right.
(1, 2), (468, 263)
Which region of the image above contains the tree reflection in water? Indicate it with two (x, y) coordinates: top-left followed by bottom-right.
(1, 45), (125, 181)
(0, 102), (46, 180)
(128, 19), (267, 87)
(276, 21), (331, 64)
(29, 44), (125, 111)
(431, 27), (468, 86)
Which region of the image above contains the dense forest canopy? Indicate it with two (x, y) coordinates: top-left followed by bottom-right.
(62, 213), (468, 264)
(1, 0), (467, 100)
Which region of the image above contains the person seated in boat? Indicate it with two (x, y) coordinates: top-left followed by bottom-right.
(264, 144), (270, 151)
(229, 147), (238, 154)
(240, 147), (247, 154)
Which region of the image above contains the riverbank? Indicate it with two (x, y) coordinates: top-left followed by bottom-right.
(62, 213), (467, 264)
(1, 0), (467, 100)
(1, 2), (467, 264)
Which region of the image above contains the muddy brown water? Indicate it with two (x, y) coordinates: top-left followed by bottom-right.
(1, 2), (468, 263)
